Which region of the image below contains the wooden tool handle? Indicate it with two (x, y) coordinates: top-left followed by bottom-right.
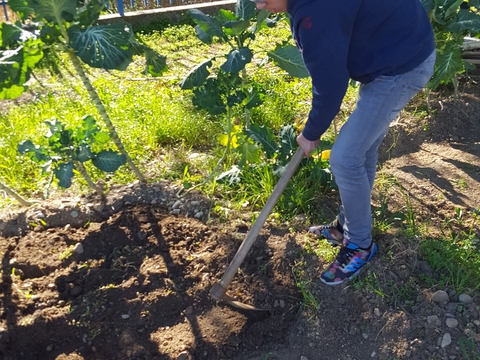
(211, 147), (305, 301)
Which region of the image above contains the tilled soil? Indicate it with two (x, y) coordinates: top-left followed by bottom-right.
(1, 81), (480, 360)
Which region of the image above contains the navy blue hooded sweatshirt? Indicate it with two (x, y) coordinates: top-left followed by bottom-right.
(287, 0), (435, 141)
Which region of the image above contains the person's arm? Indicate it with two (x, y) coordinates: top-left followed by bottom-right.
(293, 6), (355, 144)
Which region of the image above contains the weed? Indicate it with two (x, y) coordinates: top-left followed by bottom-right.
(458, 324), (480, 360)
(292, 260), (318, 318)
(59, 245), (74, 260)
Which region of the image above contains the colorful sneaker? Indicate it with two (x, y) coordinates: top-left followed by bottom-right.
(308, 219), (343, 246)
(320, 240), (377, 286)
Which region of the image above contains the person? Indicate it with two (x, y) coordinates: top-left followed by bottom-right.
(253, 0), (436, 285)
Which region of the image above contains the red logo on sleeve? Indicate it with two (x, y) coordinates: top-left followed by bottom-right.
(302, 16), (312, 30)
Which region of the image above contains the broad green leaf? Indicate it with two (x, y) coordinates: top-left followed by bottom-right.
(223, 20), (251, 36)
(17, 140), (50, 162)
(227, 90), (245, 107)
(446, 9), (480, 33)
(429, 41), (463, 88)
(243, 86), (264, 109)
(93, 132), (111, 144)
(76, 144), (92, 162)
(192, 82), (226, 115)
(0, 84), (24, 99)
(45, 118), (64, 135)
(143, 48), (167, 77)
(216, 165), (241, 185)
(278, 124), (298, 161)
(0, 41), (43, 99)
(0, 53), (21, 87)
(8, 0), (35, 20)
(420, 0), (434, 13)
(0, 23), (25, 47)
(268, 44), (309, 78)
(238, 140), (260, 167)
(235, 0), (256, 21)
(189, 9), (224, 39)
(468, 0), (480, 8)
(75, 0), (105, 27)
(180, 58), (213, 89)
(31, 0), (77, 23)
(444, 0), (464, 19)
(217, 9), (237, 23)
(54, 161), (74, 188)
(194, 25), (213, 44)
(78, 115), (98, 141)
(220, 47), (252, 73)
(68, 24), (133, 70)
(245, 124), (278, 159)
(91, 150), (126, 172)
(253, 9), (271, 33)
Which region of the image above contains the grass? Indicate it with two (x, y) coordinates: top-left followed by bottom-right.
(2, 19), (480, 310)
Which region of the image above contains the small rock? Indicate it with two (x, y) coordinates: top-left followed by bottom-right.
(371, 351), (377, 358)
(279, 300), (285, 309)
(445, 318), (458, 328)
(427, 315), (441, 327)
(300, 356), (309, 360)
(93, 203), (105, 212)
(459, 294), (473, 304)
(73, 243), (84, 254)
(374, 308), (381, 317)
(172, 200), (182, 209)
(441, 333), (452, 348)
(172, 209), (181, 215)
(70, 210), (79, 218)
(177, 351), (189, 360)
(432, 290), (449, 303)
(71, 286), (83, 297)
(446, 303), (459, 313)
(121, 314), (130, 319)
(183, 306), (193, 315)
(46, 344), (53, 352)
(473, 320), (480, 326)
(194, 211), (203, 219)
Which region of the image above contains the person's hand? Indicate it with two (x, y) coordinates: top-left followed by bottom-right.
(296, 133), (320, 157)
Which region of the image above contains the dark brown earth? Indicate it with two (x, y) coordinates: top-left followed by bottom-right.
(0, 79), (479, 360)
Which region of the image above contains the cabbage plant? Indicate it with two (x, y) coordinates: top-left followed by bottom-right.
(0, 0), (167, 183)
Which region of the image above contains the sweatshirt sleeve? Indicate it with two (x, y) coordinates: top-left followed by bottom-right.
(293, 7), (355, 141)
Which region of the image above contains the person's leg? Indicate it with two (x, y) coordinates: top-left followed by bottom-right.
(320, 51), (435, 285)
(330, 50), (436, 248)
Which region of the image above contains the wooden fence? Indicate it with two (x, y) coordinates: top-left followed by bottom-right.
(0, 0), (223, 21)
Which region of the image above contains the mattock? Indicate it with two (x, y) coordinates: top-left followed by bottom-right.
(210, 147), (305, 311)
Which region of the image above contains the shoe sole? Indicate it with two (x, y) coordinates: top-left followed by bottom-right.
(320, 243), (378, 286)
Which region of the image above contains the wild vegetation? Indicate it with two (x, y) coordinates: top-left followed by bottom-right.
(0, 1), (479, 358)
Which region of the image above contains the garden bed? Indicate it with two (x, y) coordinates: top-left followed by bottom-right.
(1, 81), (479, 359)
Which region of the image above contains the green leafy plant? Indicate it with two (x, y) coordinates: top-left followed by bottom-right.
(215, 123), (335, 218)
(421, 0), (480, 94)
(180, 0), (307, 188)
(18, 115), (126, 195)
(1, 0), (167, 183)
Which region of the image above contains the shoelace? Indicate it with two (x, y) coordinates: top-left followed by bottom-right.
(336, 245), (359, 268)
